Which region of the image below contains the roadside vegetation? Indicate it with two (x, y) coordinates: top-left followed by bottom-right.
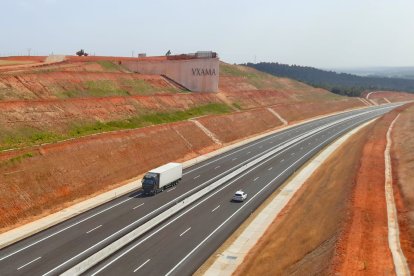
(56, 79), (181, 98)
(0, 103), (231, 150)
(0, 152), (35, 167)
(96, 60), (124, 72)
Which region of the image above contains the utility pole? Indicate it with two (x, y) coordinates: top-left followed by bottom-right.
(27, 48), (31, 56)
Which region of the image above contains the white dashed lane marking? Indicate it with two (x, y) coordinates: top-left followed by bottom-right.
(179, 227), (191, 237)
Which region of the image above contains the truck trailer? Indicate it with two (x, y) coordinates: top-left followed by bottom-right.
(141, 163), (183, 195)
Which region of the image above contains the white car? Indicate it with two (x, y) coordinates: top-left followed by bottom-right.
(232, 190), (247, 202)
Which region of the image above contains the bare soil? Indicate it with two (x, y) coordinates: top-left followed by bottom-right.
(330, 108), (408, 275)
(0, 57), (411, 240)
(391, 104), (414, 273)
(234, 114), (373, 276)
(234, 105), (411, 276)
(364, 91), (414, 104)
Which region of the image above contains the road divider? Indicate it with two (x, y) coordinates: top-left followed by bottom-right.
(62, 105), (398, 275)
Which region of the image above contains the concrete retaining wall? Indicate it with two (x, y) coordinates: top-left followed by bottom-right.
(122, 58), (219, 92)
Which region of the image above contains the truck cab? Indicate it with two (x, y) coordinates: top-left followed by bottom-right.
(142, 173), (159, 195)
(141, 163), (183, 196)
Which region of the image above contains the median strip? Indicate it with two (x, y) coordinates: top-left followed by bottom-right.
(61, 106), (397, 275)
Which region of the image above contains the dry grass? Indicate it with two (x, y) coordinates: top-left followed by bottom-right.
(0, 60), (34, 66)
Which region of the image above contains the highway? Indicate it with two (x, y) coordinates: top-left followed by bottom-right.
(0, 104), (401, 276)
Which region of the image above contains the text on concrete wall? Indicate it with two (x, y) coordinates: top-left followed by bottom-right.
(192, 68), (216, 76)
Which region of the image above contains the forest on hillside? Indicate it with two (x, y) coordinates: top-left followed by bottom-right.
(246, 62), (414, 97)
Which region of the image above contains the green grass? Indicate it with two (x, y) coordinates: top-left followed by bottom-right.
(220, 63), (270, 89)
(121, 79), (179, 95)
(232, 102), (242, 109)
(0, 131), (62, 151)
(57, 78), (182, 98)
(69, 103), (231, 136)
(84, 80), (129, 96)
(0, 103), (232, 150)
(97, 60), (123, 72)
(0, 152), (35, 167)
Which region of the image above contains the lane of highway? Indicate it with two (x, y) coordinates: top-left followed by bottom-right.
(85, 106), (397, 276)
(0, 104), (399, 275)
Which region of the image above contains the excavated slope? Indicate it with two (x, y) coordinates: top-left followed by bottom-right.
(0, 58), (376, 230)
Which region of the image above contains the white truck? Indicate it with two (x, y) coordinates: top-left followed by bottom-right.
(141, 163), (183, 195)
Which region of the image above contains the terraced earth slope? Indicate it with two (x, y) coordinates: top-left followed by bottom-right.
(0, 55), (410, 232)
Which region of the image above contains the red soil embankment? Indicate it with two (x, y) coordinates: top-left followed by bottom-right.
(330, 108), (411, 275)
(196, 108), (283, 143)
(273, 100), (364, 122)
(234, 112), (374, 275)
(0, 93), (222, 135)
(0, 120), (217, 230)
(234, 105), (410, 275)
(0, 107), (284, 231)
(391, 104), (414, 273)
(365, 91), (414, 103)
(0, 56), (46, 62)
(0, 72), (177, 100)
(218, 87), (365, 116)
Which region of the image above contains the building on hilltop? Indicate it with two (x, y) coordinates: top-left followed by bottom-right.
(121, 51), (219, 92)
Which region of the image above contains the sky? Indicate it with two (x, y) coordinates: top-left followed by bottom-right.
(1, 0), (414, 68)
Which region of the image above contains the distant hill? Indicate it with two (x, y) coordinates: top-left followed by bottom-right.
(329, 67), (414, 80)
(245, 62), (414, 97)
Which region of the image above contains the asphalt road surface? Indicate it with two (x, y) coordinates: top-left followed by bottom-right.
(0, 104), (401, 276)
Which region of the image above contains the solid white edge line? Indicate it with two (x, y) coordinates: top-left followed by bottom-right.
(17, 256), (42, 270)
(86, 125), (328, 275)
(3, 105), (334, 257)
(165, 110), (396, 276)
(1, 105), (399, 264)
(89, 110), (391, 276)
(384, 114), (410, 275)
(133, 259), (150, 273)
(48, 106), (398, 275)
(0, 197), (134, 261)
(167, 187), (176, 193)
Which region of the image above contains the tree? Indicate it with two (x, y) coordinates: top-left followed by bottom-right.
(76, 49), (88, 56)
